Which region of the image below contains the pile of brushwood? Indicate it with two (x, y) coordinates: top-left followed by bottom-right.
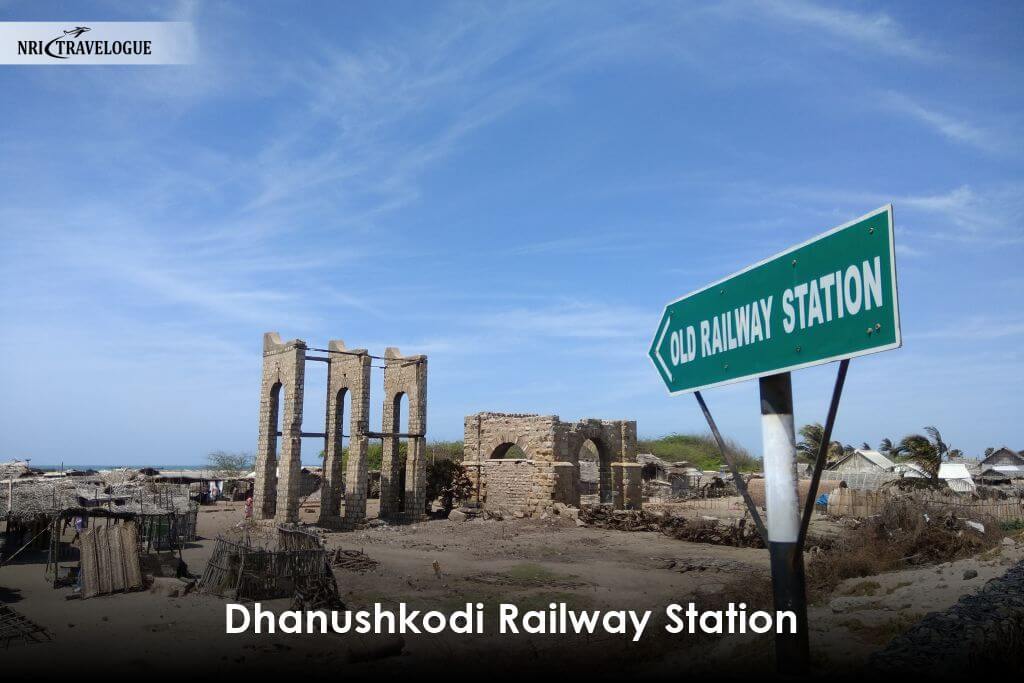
(806, 495), (1005, 597)
(580, 505), (764, 548)
(291, 559), (345, 611)
(331, 548), (379, 573)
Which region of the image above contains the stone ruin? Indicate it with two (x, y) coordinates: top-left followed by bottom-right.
(463, 412), (642, 517)
(253, 332), (427, 527)
(636, 453), (705, 501)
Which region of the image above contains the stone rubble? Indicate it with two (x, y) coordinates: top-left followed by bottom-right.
(870, 559), (1024, 673)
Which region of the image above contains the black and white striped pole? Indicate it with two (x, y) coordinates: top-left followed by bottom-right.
(697, 361), (849, 675)
(759, 371), (809, 675)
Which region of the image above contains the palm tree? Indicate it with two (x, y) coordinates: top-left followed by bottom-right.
(797, 423), (844, 464)
(878, 438), (896, 459)
(896, 433), (940, 480)
(830, 442), (848, 462)
(924, 426), (950, 460)
(796, 423), (824, 463)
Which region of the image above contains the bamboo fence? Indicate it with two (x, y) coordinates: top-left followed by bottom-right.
(827, 488), (1024, 522)
(197, 526), (329, 601)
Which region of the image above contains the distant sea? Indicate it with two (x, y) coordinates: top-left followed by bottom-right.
(31, 464), (209, 472)
(28, 461), (322, 471)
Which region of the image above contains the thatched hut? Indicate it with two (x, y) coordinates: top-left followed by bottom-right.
(1, 478), (198, 574)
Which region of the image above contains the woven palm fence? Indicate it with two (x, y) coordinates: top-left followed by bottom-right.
(828, 488), (1024, 522)
(197, 526), (333, 602)
(78, 522), (145, 599)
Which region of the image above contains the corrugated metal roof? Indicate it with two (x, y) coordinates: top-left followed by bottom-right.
(939, 462), (972, 480)
(856, 449), (895, 470)
(939, 463), (976, 492)
(945, 477), (976, 493)
(981, 447), (1024, 466)
(827, 449), (895, 472)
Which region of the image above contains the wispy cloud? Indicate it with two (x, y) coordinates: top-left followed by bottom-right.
(882, 91), (1001, 153)
(0, 202), (365, 329)
(237, 3), (694, 228)
(744, 0), (935, 61)
(2, 2), (1021, 462)
(894, 241), (927, 258)
(900, 184), (1024, 245)
(474, 300), (651, 341)
(908, 316), (1024, 341)
(504, 234), (648, 257)
(713, 180), (1023, 249)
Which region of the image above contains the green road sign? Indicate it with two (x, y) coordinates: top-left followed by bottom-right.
(650, 205), (900, 394)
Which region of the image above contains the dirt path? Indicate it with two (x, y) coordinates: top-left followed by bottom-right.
(1, 501), (1019, 675)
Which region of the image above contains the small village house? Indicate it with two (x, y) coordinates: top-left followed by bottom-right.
(978, 447), (1024, 480)
(827, 449), (895, 475)
(938, 462), (976, 494)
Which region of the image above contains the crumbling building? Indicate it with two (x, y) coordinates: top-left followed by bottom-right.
(253, 332), (427, 527)
(463, 412), (641, 517)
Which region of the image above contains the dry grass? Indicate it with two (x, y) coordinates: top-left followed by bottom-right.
(840, 613), (922, 645)
(807, 497), (1005, 599)
(699, 572), (775, 612)
(842, 580), (881, 597)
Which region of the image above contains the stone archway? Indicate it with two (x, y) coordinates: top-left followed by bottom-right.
(253, 334), (306, 524)
(380, 347), (428, 521)
(256, 381), (283, 519)
(486, 432), (533, 460)
(463, 412), (640, 516)
(576, 436), (613, 505)
(253, 332), (429, 529)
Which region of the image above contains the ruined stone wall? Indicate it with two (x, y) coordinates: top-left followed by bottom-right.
(463, 412), (558, 463)
(253, 333), (306, 523)
(551, 462), (578, 506)
(476, 460), (536, 516)
(463, 412), (639, 517)
(558, 419), (637, 464)
(612, 463), (643, 510)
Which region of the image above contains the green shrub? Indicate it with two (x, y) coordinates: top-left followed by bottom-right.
(425, 460), (472, 514)
(636, 433), (760, 471)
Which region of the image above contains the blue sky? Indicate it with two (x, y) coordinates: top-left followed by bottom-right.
(1, 1), (1022, 466)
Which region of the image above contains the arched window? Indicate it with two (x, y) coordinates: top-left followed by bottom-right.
(578, 438), (612, 504)
(335, 387), (350, 462)
(261, 382), (284, 518)
(394, 392), (408, 512)
(490, 443), (528, 459)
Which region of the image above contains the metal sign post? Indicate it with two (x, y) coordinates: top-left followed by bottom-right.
(649, 206), (901, 675)
(759, 371), (808, 674)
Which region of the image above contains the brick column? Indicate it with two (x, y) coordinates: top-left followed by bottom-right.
(320, 339), (371, 527)
(379, 392), (402, 518)
(552, 462), (579, 507)
(381, 348), (427, 522)
(611, 462), (643, 510)
(253, 333), (306, 522)
(274, 342), (305, 523)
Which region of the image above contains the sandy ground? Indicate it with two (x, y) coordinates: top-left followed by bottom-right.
(2, 500), (1021, 676)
